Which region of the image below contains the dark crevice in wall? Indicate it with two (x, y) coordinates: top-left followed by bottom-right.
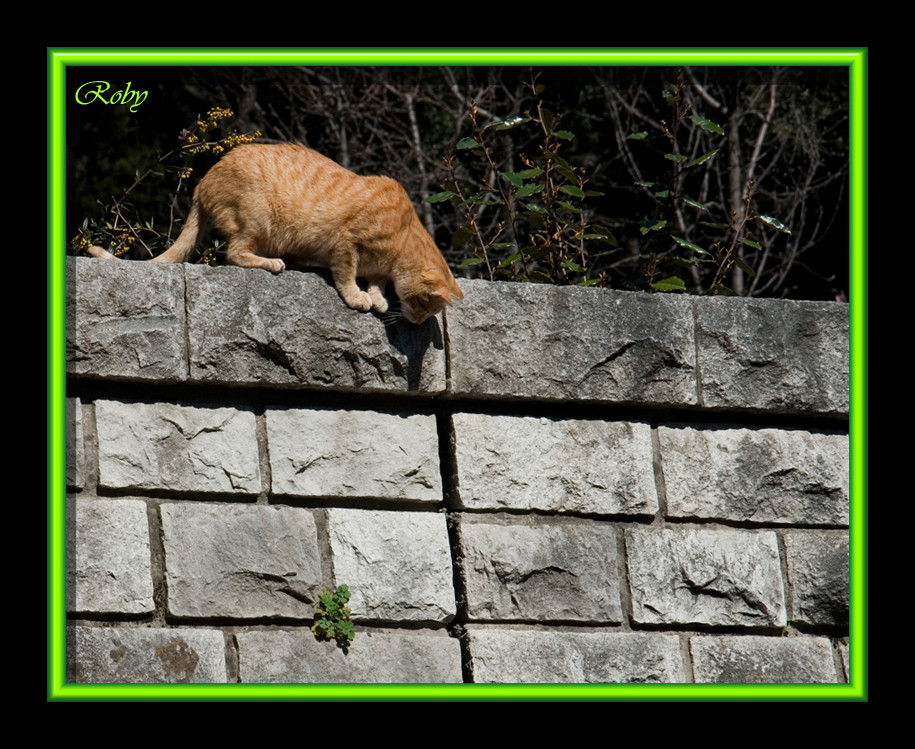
(616, 526), (635, 635)
(649, 426), (668, 527)
(679, 634), (696, 683)
(93, 487), (261, 503)
(265, 496), (445, 513)
(692, 298), (704, 408)
(154, 617), (456, 631)
(67, 378), (850, 433)
(661, 516), (851, 531)
(625, 622), (796, 636)
(833, 639), (850, 682)
(147, 499), (168, 627)
(436, 409), (474, 683)
(65, 613), (158, 625)
(225, 632), (241, 683)
(254, 409), (272, 505)
(313, 508), (335, 592)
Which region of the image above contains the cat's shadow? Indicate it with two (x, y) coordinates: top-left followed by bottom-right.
(381, 302), (444, 392)
(287, 264), (443, 392)
(377, 281), (444, 392)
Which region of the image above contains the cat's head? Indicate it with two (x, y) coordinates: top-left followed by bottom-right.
(399, 276), (464, 325)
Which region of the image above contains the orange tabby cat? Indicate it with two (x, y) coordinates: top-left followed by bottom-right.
(88, 143), (463, 324)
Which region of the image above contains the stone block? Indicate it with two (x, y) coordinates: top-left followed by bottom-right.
(784, 531), (849, 628)
(696, 296), (849, 415)
(690, 635), (838, 683)
(66, 397), (82, 491)
(66, 498), (154, 615)
(626, 528), (786, 627)
(467, 629), (684, 683)
(160, 503), (322, 620)
(67, 626), (227, 683)
(327, 508), (455, 624)
(236, 629), (462, 683)
(659, 426), (848, 525)
(185, 264), (445, 392)
(95, 400), (260, 495)
(460, 517), (622, 622)
(66, 256), (187, 382)
(267, 408), (441, 501)
(453, 413), (656, 515)
(446, 280), (696, 405)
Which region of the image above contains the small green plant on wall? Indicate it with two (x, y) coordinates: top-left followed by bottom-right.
(311, 584), (355, 650)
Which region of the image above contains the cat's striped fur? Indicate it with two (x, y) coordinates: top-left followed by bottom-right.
(88, 143), (463, 324)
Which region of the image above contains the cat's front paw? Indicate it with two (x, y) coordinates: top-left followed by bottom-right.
(263, 258), (285, 274)
(367, 288), (388, 313)
(343, 290), (373, 312)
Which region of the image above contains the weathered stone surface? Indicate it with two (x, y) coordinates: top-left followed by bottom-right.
(327, 508), (455, 624)
(66, 397), (82, 490)
(267, 408), (441, 501)
(66, 256), (187, 382)
(186, 264), (445, 392)
(66, 498), (154, 615)
(460, 517), (622, 622)
(446, 280), (696, 405)
(236, 629), (462, 683)
(784, 531), (849, 628)
(95, 400), (260, 494)
(690, 635), (838, 683)
(453, 414), (657, 515)
(66, 259), (855, 687)
(67, 626), (227, 683)
(626, 528), (786, 627)
(696, 296), (849, 415)
(839, 640), (849, 682)
(160, 503), (321, 619)
(467, 628), (684, 683)
(659, 426), (848, 525)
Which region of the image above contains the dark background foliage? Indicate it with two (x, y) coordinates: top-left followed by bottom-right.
(67, 65), (849, 301)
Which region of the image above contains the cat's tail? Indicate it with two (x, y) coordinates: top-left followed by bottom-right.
(86, 199), (206, 265)
(149, 198), (205, 264)
(86, 245), (118, 260)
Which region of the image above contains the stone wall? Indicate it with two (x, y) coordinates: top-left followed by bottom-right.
(64, 256), (850, 685)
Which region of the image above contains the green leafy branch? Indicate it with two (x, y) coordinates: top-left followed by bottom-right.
(427, 73), (618, 287)
(628, 74), (791, 295)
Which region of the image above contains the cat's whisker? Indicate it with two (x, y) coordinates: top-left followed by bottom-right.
(380, 308), (404, 327)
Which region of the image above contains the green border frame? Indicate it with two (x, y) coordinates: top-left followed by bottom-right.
(48, 47), (867, 702)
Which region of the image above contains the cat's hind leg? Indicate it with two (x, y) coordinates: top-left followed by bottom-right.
(225, 240), (285, 274)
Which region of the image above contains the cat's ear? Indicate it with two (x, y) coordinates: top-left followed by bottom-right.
(431, 287), (456, 306)
(438, 283), (464, 304)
